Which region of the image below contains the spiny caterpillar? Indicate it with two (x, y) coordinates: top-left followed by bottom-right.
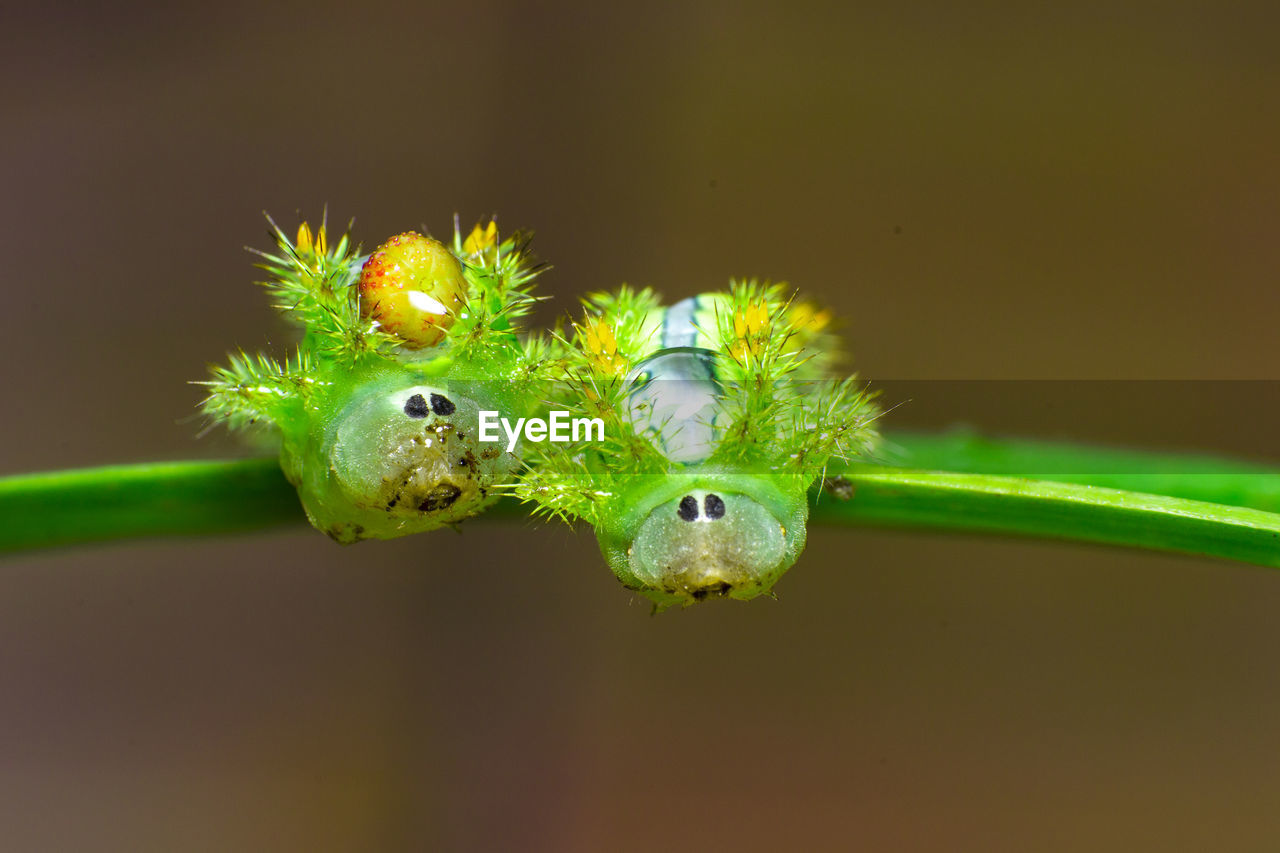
(200, 216), (547, 542)
(515, 283), (880, 608)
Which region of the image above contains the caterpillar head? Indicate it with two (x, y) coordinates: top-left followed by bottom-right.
(595, 475), (809, 608)
(289, 374), (521, 542)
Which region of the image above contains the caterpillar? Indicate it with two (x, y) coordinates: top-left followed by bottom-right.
(199, 215), (548, 543)
(515, 282), (880, 608)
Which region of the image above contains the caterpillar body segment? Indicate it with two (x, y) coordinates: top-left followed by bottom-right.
(518, 282), (879, 608)
(200, 216), (547, 542)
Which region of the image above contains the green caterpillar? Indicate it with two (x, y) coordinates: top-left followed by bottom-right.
(515, 283), (880, 608)
(200, 216), (547, 542)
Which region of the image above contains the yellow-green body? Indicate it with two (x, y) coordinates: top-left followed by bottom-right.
(518, 284), (879, 608)
(201, 217), (545, 543)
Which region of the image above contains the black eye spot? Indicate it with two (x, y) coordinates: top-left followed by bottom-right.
(677, 495), (699, 522)
(704, 493), (726, 520)
(430, 393), (456, 416)
(404, 394), (429, 418)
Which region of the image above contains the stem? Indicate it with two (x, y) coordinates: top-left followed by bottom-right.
(886, 429), (1280, 513)
(0, 459), (299, 553)
(815, 467), (1280, 569)
(0, 434), (1277, 567)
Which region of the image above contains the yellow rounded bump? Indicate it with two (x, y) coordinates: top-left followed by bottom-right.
(357, 232), (467, 348)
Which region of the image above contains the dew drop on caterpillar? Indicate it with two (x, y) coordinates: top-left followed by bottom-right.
(200, 215), (547, 542)
(517, 283), (879, 608)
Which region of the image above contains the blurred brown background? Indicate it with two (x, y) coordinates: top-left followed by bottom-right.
(2, 0), (1279, 849)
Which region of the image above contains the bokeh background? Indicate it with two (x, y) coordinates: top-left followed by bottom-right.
(3, 1), (1279, 849)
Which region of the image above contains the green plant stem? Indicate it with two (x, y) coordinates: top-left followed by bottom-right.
(0, 459), (299, 553)
(814, 467), (1280, 568)
(0, 434), (1277, 566)
(887, 429), (1280, 513)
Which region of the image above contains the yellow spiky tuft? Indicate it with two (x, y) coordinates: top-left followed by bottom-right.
(463, 220), (499, 256)
(579, 318), (629, 376)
